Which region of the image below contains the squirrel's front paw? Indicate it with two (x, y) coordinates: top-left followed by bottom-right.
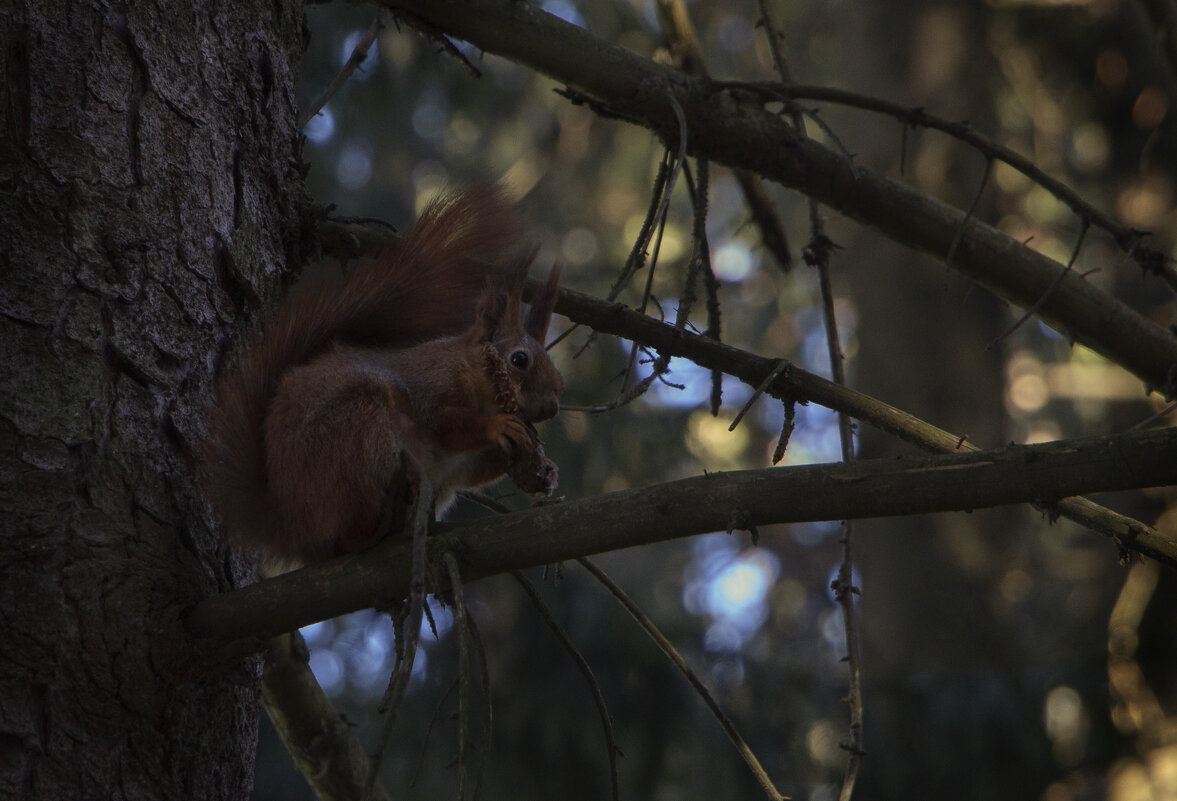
(489, 412), (556, 495)
(490, 412), (538, 454)
(508, 440), (558, 496)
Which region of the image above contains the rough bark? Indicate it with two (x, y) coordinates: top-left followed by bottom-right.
(0, 0), (308, 797)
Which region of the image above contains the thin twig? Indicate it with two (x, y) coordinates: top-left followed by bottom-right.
(945, 156), (992, 276)
(578, 93), (688, 390)
(512, 572), (621, 801)
(619, 169), (675, 390)
(409, 679), (457, 788)
(813, 234), (865, 800)
(1128, 399), (1177, 430)
(611, 153), (674, 302)
(988, 220), (1089, 350)
(809, 179), (864, 801)
(563, 351), (674, 413)
(578, 557), (788, 801)
(812, 220), (866, 801)
(548, 149), (674, 354)
(626, 197), (673, 359)
(300, 12), (388, 129)
(680, 159), (724, 414)
(393, 9), (483, 77)
(664, 91), (690, 218)
(729, 358), (791, 432)
(675, 160), (709, 329)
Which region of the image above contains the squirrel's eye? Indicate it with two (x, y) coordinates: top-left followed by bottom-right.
(510, 349), (529, 369)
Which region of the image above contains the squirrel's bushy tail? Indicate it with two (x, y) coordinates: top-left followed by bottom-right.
(199, 187), (531, 556)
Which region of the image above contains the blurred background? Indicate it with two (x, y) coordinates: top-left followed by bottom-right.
(254, 0), (1177, 798)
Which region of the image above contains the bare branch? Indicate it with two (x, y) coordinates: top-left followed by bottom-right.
(720, 80), (1177, 293)
(380, 0), (1177, 394)
(578, 557), (787, 801)
(547, 283), (1168, 548)
(187, 426), (1177, 646)
(513, 572), (621, 801)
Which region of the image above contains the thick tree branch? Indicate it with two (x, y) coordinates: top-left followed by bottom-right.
(382, 0), (1177, 396)
(262, 632), (394, 801)
(187, 426), (1177, 646)
(720, 80), (1176, 290)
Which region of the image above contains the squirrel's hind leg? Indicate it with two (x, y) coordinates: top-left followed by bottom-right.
(265, 359), (411, 562)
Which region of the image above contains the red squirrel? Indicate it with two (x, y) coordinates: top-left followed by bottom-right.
(200, 188), (562, 565)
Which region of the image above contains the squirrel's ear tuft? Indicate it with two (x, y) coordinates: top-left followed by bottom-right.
(526, 264), (560, 342)
(502, 246), (537, 324)
(473, 288), (511, 341)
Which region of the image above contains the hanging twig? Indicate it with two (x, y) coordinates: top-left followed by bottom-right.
(551, 152), (673, 353)
(578, 557), (789, 801)
(409, 679), (457, 788)
(512, 571), (621, 801)
(620, 197), (674, 386)
(443, 552), (471, 800)
(654, 0), (793, 270)
(465, 617), (493, 801)
(679, 159), (724, 414)
(611, 153), (674, 302)
(772, 399), (797, 465)
(756, 3), (864, 796)
(729, 358), (792, 433)
(393, 9), (483, 77)
(548, 146), (677, 356)
(363, 478), (434, 801)
(564, 179), (680, 413)
(675, 160), (710, 329)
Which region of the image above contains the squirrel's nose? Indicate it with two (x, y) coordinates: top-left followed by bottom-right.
(534, 397), (559, 422)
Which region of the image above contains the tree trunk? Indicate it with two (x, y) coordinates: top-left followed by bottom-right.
(1, 0), (308, 797)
